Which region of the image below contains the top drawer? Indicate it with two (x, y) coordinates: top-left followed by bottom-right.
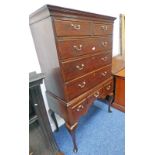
(53, 19), (92, 36)
(94, 22), (113, 35)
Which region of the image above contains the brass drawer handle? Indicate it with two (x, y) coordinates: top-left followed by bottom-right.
(71, 23), (81, 30)
(101, 25), (108, 30)
(78, 81), (86, 88)
(101, 56), (108, 61)
(76, 64), (85, 70)
(101, 71), (108, 77)
(106, 85), (111, 90)
(94, 91), (99, 97)
(102, 41), (108, 46)
(73, 44), (82, 51)
(92, 46), (96, 51)
(76, 104), (84, 111)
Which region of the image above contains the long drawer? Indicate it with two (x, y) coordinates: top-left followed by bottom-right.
(64, 65), (112, 100)
(57, 37), (112, 59)
(61, 52), (112, 81)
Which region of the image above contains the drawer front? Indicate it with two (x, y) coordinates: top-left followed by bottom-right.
(95, 65), (112, 84)
(103, 79), (114, 94)
(94, 22), (113, 35)
(68, 99), (89, 122)
(87, 87), (103, 104)
(99, 37), (112, 50)
(61, 56), (93, 81)
(61, 52), (112, 82)
(93, 52), (112, 69)
(65, 73), (96, 100)
(54, 19), (91, 36)
(65, 66), (112, 100)
(57, 37), (112, 59)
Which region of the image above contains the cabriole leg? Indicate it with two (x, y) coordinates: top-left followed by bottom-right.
(106, 93), (114, 113)
(66, 123), (78, 153)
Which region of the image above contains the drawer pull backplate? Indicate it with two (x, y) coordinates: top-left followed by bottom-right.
(76, 64), (85, 70)
(78, 81), (86, 88)
(73, 44), (83, 51)
(71, 23), (81, 30)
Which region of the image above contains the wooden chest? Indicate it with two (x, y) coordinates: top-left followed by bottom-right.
(30, 5), (116, 152)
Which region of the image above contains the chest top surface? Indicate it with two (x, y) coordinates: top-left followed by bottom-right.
(29, 4), (116, 25)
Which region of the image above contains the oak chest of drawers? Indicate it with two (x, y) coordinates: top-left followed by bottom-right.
(30, 5), (116, 152)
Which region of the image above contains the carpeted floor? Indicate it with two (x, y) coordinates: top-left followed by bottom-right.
(54, 100), (125, 155)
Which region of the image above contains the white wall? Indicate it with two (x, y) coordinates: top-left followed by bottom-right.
(28, 0), (125, 131)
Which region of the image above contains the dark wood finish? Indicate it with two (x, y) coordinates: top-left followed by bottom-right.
(113, 69), (125, 112)
(54, 19), (92, 36)
(29, 72), (64, 155)
(29, 5), (116, 25)
(57, 37), (112, 60)
(61, 52), (112, 81)
(94, 22), (113, 35)
(87, 87), (103, 103)
(30, 5), (116, 152)
(95, 65), (112, 83)
(68, 98), (88, 122)
(103, 79), (114, 94)
(64, 65), (112, 101)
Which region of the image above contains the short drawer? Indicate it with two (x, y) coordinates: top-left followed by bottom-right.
(61, 52), (111, 82)
(87, 87), (103, 104)
(94, 22), (113, 35)
(54, 19), (91, 36)
(103, 79), (114, 94)
(57, 37), (112, 59)
(68, 99), (88, 122)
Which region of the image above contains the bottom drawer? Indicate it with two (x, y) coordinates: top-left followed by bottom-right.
(68, 78), (113, 122)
